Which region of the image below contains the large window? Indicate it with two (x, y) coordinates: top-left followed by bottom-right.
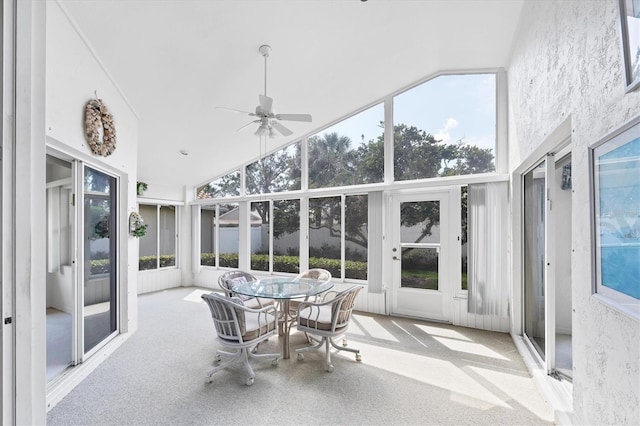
(246, 143), (301, 194)
(193, 72), (500, 286)
(393, 74), (496, 181)
(139, 204), (177, 270)
(308, 104), (384, 189)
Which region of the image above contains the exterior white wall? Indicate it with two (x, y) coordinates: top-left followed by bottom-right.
(507, 1), (640, 424)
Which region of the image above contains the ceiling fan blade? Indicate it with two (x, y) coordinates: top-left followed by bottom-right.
(258, 95), (273, 113)
(237, 119), (260, 132)
(217, 106), (256, 116)
(272, 121), (293, 137)
(275, 113), (312, 122)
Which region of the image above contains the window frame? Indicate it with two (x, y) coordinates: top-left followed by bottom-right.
(589, 114), (640, 319)
(137, 201), (180, 271)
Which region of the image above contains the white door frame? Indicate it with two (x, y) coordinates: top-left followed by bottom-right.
(389, 187), (458, 321)
(513, 120), (572, 376)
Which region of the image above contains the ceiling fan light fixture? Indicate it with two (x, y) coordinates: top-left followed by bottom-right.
(255, 124), (269, 137)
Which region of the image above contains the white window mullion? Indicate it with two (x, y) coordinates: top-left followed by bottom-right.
(155, 205), (160, 268)
(214, 205), (220, 268)
(384, 96), (394, 184)
(299, 197), (309, 272)
(301, 136), (309, 191)
(269, 200), (274, 274)
(341, 194), (346, 280)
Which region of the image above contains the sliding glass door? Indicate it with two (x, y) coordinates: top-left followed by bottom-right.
(83, 166), (118, 354)
(523, 160), (547, 358)
(46, 158), (120, 383)
(522, 150), (573, 379)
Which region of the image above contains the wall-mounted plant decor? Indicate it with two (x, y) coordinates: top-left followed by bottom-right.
(136, 181), (148, 196)
(129, 211), (147, 237)
(85, 97), (117, 156)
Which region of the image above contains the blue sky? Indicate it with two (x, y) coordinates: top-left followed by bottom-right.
(313, 73), (497, 155)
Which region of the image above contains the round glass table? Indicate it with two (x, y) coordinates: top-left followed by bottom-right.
(232, 277), (333, 359)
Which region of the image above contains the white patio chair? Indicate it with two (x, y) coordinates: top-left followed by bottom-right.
(218, 270), (273, 309)
(287, 268), (332, 315)
(201, 292), (280, 386)
(295, 285), (363, 372)
(282, 268), (332, 338)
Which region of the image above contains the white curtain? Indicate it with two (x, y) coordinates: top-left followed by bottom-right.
(367, 191), (384, 293)
(191, 204), (201, 274)
(467, 182), (509, 316)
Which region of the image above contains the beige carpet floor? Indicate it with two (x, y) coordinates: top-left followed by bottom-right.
(47, 286), (554, 425)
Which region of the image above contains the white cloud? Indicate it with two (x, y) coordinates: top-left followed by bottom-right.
(434, 117), (459, 143)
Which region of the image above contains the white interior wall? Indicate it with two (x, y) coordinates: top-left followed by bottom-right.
(507, 0), (640, 424)
(43, 0), (140, 411)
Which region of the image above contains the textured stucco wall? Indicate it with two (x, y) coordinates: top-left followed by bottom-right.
(508, 1), (640, 424)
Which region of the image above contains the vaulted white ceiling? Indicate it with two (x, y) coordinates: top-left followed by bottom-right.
(59, 0), (524, 190)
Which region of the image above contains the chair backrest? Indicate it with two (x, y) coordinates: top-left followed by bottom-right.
(332, 286), (362, 329)
(297, 268), (332, 282)
(201, 292), (246, 342)
(218, 271), (257, 297)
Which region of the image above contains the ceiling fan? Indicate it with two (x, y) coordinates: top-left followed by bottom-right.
(217, 45), (312, 138)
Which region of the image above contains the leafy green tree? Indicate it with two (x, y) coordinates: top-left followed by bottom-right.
(308, 132), (358, 188)
(203, 123), (494, 250)
(246, 144), (301, 196)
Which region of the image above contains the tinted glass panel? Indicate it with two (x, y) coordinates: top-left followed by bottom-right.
(251, 201), (270, 271)
(159, 205), (176, 267)
(200, 207), (216, 267)
(309, 197), (341, 278)
(218, 203), (239, 268)
(139, 204), (158, 270)
(273, 200), (300, 273)
(345, 195), (368, 280)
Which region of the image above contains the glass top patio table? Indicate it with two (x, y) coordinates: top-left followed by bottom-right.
(232, 277), (333, 359)
(231, 276), (333, 300)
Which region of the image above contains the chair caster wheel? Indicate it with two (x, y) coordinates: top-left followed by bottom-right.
(326, 364), (334, 373)
(251, 346), (258, 354)
(342, 339), (348, 347)
(205, 376), (213, 384)
(246, 376), (255, 386)
(272, 358), (279, 366)
(356, 353), (362, 362)
(297, 353), (304, 361)
(214, 354), (222, 362)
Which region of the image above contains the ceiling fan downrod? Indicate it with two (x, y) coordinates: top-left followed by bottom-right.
(259, 44), (271, 97)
